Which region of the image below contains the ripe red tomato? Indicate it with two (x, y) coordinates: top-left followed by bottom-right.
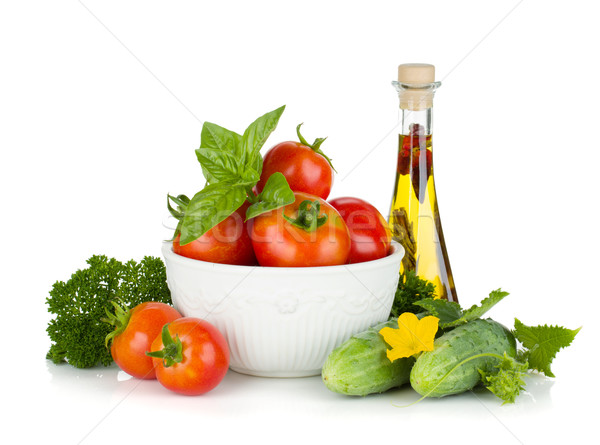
(328, 197), (392, 264)
(249, 192), (351, 267)
(256, 125), (335, 199)
(147, 317), (230, 396)
(108, 302), (181, 379)
(173, 201), (257, 265)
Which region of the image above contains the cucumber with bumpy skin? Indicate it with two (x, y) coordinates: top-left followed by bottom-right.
(322, 319), (415, 396)
(410, 318), (516, 398)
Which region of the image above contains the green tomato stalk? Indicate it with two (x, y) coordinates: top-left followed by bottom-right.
(101, 299), (132, 348)
(296, 123), (336, 172)
(146, 324), (183, 368)
(283, 200), (328, 232)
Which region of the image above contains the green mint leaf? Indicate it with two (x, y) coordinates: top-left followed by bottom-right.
(513, 318), (581, 377)
(479, 352), (528, 404)
(179, 182), (246, 245)
(245, 172), (295, 220)
(441, 289), (509, 329)
(413, 298), (463, 325)
(199, 122), (243, 183)
(241, 105), (285, 169)
(195, 147), (242, 184)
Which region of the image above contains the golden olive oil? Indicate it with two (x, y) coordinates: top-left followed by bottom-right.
(389, 127), (457, 302)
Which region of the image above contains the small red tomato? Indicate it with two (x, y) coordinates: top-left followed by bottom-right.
(328, 197), (391, 264)
(250, 192), (351, 267)
(256, 124), (335, 199)
(173, 201), (257, 265)
(106, 302), (181, 379)
(147, 317), (230, 396)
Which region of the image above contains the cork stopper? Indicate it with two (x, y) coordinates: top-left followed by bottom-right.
(396, 63), (438, 110)
(398, 63), (435, 84)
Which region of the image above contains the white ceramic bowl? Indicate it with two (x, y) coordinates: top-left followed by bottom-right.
(161, 241), (404, 377)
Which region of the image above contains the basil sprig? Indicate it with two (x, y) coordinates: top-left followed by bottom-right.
(172, 105), (295, 245)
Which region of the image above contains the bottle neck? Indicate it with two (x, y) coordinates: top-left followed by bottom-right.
(393, 80), (439, 136)
(401, 108), (433, 136)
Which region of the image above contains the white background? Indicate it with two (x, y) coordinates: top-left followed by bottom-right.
(1, 1), (598, 444)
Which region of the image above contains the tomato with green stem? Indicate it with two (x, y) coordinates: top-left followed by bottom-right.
(249, 192), (351, 267)
(146, 317), (230, 396)
(256, 124), (336, 200)
(103, 301), (181, 379)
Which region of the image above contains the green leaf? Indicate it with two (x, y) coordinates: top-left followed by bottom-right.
(461, 289), (509, 321)
(513, 318), (581, 377)
(195, 147), (242, 183)
(240, 167), (261, 185)
(250, 150), (264, 177)
(441, 289), (509, 329)
(200, 122), (242, 153)
(199, 122), (243, 183)
(245, 172), (295, 220)
(413, 298), (463, 326)
(241, 105), (285, 169)
(179, 182), (247, 245)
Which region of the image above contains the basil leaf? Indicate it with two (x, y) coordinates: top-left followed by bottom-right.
(240, 167), (260, 185)
(179, 183), (246, 245)
(200, 122), (242, 153)
(246, 172), (295, 220)
(250, 150), (264, 177)
(241, 105), (285, 169)
(199, 122), (243, 183)
(195, 147), (242, 184)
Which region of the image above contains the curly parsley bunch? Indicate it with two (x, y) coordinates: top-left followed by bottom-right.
(46, 255), (172, 368)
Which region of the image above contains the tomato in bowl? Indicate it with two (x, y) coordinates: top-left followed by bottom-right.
(249, 192), (351, 267)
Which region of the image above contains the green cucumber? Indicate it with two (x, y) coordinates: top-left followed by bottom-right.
(322, 319), (415, 396)
(410, 318), (516, 398)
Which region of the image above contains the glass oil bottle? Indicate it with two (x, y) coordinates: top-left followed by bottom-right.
(389, 63), (458, 302)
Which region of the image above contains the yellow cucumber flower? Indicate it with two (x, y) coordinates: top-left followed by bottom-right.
(379, 312), (440, 361)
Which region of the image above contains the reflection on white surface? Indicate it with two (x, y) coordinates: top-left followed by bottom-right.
(520, 373), (555, 406)
(14, 353), (590, 444)
(42, 359), (558, 410)
(117, 371), (133, 382)
(0, 352), (574, 445)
